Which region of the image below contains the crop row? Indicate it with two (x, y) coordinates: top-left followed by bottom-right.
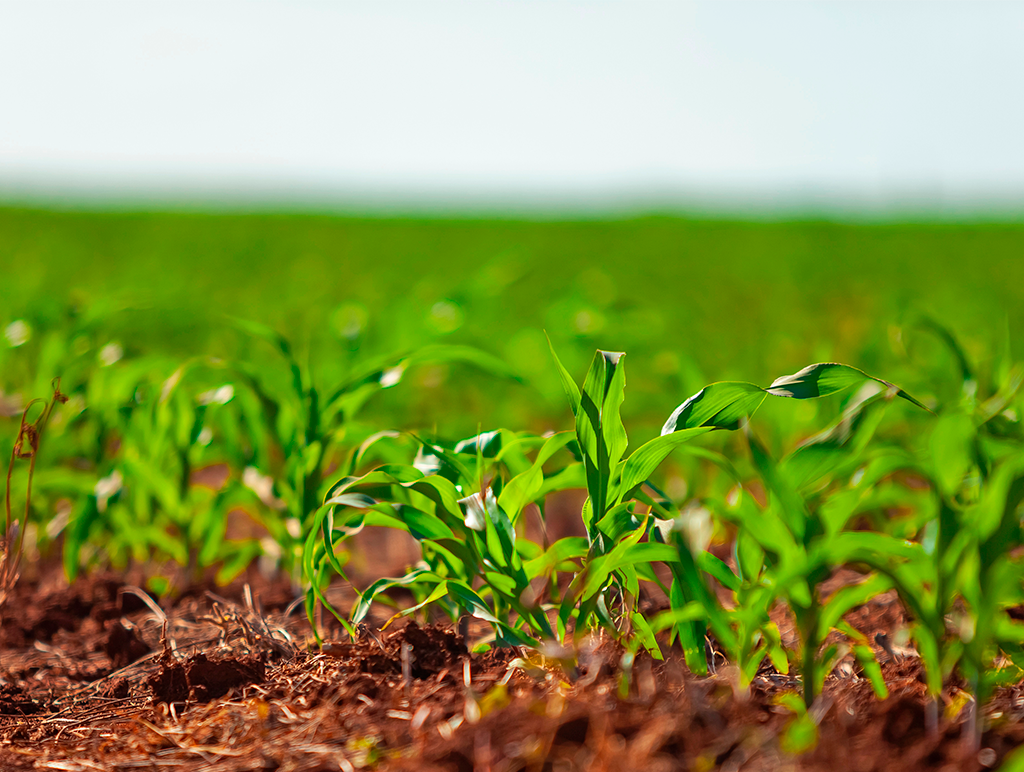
(3, 313), (1024, 754)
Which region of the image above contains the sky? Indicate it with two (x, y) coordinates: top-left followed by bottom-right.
(2, 1), (1024, 213)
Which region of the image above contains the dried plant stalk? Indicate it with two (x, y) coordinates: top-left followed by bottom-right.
(1, 378), (67, 616)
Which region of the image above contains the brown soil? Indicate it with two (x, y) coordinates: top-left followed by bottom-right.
(0, 568), (1022, 772)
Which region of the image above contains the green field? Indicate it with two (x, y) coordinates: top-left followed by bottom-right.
(4, 205), (1024, 434)
(5, 203), (1024, 735)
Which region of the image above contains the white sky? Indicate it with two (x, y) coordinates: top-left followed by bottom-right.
(2, 1), (1023, 212)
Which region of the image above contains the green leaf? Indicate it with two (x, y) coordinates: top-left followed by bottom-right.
(121, 455), (182, 516)
(662, 382), (767, 433)
(31, 468), (102, 497)
(646, 602), (706, 635)
(454, 429), (504, 457)
(546, 335), (581, 417)
(929, 411), (976, 498)
(446, 580), (499, 623)
(482, 571), (518, 595)
(63, 496), (100, 581)
(768, 363), (869, 399)
(734, 527), (765, 582)
(976, 459), (1024, 558)
(215, 542), (262, 585)
(324, 344), (518, 419)
(579, 543), (676, 602)
(394, 505), (457, 542)
(818, 574), (891, 639)
(498, 431), (576, 517)
(447, 580), (539, 645)
(764, 622), (790, 675)
(776, 695), (819, 755)
(822, 531), (924, 566)
(852, 642), (888, 700)
(665, 528), (737, 661)
(781, 388), (891, 491)
(629, 611), (663, 660)
(747, 431), (811, 544)
(767, 362), (930, 412)
(910, 624), (944, 698)
(351, 568), (438, 625)
(302, 501), (356, 638)
(916, 317), (974, 384)
(229, 316), (305, 399)
(741, 643), (769, 686)
(522, 537), (589, 580)
(595, 502), (643, 543)
(324, 492), (378, 510)
(385, 581), (452, 627)
(404, 344), (520, 381)
(697, 551), (740, 591)
(576, 350), (628, 521)
(412, 439), (475, 487)
(616, 427), (716, 500)
(598, 351), (628, 471)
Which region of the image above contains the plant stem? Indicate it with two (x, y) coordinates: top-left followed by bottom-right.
(925, 696), (939, 737)
(2, 380), (65, 609)
(801, 603), (820, 709)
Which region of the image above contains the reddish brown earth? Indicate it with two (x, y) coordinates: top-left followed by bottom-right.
(0, 569), (1022, 772)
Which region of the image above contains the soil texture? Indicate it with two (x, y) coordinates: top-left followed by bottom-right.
(0, 568), (1022, 771)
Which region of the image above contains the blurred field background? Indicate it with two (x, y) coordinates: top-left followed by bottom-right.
(3, 204), (1023, 439)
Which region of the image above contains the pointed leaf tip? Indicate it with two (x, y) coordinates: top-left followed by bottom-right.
(767, 362), (931, 412)
(546, 333), (581, 417)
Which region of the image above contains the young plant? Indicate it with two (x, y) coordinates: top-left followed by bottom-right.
(303, 427), (587, 644)
(546, 346), (718, 672)
(301, 335), (929, 704)
(229, 318), (518, 570)
(62, 362), (265, 585)
(648, 362), (928, 696)
(865, 413), (1024, 742)
(854, 325), (1024, 741)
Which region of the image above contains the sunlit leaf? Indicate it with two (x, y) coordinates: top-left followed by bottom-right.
(661, 382), (766, 433)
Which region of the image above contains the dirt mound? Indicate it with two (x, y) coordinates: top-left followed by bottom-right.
(320, 620), (468, 680)
(146, 651), (266, 703)
(386, 620), (468, 677)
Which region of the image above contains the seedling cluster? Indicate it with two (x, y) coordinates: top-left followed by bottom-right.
(4, 311), (1024, 755)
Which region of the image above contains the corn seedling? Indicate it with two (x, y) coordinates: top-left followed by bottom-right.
(315, 344), (926, 695)
(856, 328), (1024, 744)
(230, 318), (519, 572)
(62, 361), (266, 584)
(304, 427), (585, 644)
(658, 369), (922, 696)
